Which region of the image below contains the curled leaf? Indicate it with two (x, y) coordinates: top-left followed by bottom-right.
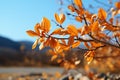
(54, 13), (66, 24)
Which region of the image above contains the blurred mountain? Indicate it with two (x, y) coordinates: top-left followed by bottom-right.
(0, 36), (21, 50)
(0, 36), (51, 66)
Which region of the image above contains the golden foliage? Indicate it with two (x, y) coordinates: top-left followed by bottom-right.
(98, 8), (107, 20)
(75, 16), (82, 22)
(26, 0), (120, 68)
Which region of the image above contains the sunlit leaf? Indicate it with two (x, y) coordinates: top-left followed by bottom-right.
(41, 17), (51, 33)
(91, 21), (100, 33)
(54, 13), (65, 24)
(67, 25), (78, 36)
(68, 5), (75, 12)
(74, 0), (82, 9)
(98, 8), (107, 20)
(75, 16), (82, 22)
(32, 39), (39, 49)
(34, 23), (40, 34)
(115, 2), (120, 9)
(60, 14), (66, 24)
(68, 36), (74, 46)
(26, 30), (39, 37)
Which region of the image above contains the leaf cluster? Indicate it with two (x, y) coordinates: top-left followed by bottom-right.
(26, 0), (120, 68)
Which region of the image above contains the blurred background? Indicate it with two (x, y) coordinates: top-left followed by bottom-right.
(0, 0), (120, 80)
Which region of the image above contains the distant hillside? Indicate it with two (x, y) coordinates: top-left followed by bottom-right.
(0, 36), (21, 50)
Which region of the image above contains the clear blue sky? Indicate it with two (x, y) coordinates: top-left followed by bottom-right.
(0, 0), (61, 41)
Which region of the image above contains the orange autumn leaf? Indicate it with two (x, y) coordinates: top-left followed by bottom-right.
(75, 16), (82, 22)
(34, 23), (40, 34)
(32, 39), (39, 49)
(26, 30), (39, 37)
(115, 2), (120, 9)
(98, 8), (107, 20)
(67, 25), (78, 36)
(74, 0), (82, 9)
(41, 17), (51, 33)
(91, 21), (100, 33)
(68, 5), (75, 12)
(54, 13), (66, 24)
(68, 36), (74, 46)
(49, 37), (58, 48)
